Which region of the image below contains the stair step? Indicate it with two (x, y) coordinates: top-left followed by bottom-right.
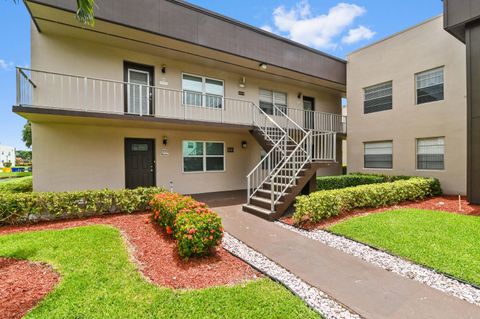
(263, 182), (294, 191)
(251, 196), (283, 210)
(242, 204), (275, 220)
(256, 188), (288, 199)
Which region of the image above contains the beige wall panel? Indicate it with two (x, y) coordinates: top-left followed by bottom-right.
(347, 16), (467, 194)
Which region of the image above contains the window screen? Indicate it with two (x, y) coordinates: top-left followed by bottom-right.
(416, 67), (444, 104)
(364, 82), (393, 114)
(259, 89), (287, 115)
(417, 137), (444, 170)
(364, 141), (393, 169)
(182, 74), (224, 108)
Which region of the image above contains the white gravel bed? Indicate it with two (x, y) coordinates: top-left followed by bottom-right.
(275, 222), (480, 306)
(222, 232), (362, 319)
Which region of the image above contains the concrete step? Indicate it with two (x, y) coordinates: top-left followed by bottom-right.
(256, 188), (288, 199)
(241, 204), (275, 221)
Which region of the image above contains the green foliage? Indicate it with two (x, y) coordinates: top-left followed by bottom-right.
(330, 209), (480, 286)
(317, 174), (385, 190)
(294, 177), (441, 223)
(0, 171), (32, 179)
(0, 226), (318, 318)
(150, 192), (203, 234)
(76, 0), (95, 25)
(22, 121), (32, 149)
(175, 211), (223, 259)
(3, 162), (12, 168)
(16, 150), (32, 162)
(0, 176), (33, 193)
(0, 186), (164, 225)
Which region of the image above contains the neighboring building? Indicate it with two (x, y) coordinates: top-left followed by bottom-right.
(444, 0), (480, 203)
(347, 16), (467, 195)
(15, 0), (346, 219)
(0, 145), (16, 168)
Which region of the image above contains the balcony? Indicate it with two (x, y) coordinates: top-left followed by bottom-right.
(16, 67), (347, 134)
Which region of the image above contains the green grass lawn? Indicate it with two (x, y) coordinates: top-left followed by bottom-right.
(0, 225), (318, 318)
(329, 209), (480, 285)
(0, 176), (32, 193)
(0, 171), (32, 179)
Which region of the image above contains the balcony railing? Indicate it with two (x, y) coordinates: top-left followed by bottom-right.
(16, 67), (347, 133)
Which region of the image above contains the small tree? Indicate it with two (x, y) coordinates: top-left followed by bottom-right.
(12, 0), (95, 25)
(22, 121), (32, 149)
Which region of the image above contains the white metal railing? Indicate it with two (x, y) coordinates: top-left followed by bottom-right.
(16, 67), (346, 133)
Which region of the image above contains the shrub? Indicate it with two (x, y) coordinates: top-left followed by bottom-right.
(294, 177), (441, 224)
(150, 192), (207, 234)
(317, 174), (384, 191)
(174, 210), (223, 259)
(0, 176), (33, 193)
(0, 187), (164, 225)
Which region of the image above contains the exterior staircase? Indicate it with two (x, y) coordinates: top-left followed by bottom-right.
(242, 103), (337, 221)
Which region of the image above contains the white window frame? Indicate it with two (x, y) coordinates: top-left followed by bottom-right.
(363, 81), (393, 114)
(363, 140), (393, 170)
(182, 140), (226, 173)
(127, 68), (150, 115)
(416, 136), (445, 171)
(415, 66), (445, 105)
(259, 89), (288, 115)
(181, 73), (225, 109)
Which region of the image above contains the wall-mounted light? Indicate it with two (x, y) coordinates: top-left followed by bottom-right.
(161, 64), (167, 74)
(259, 63), (268, 70)
(241, 141), (247, 149)
(239, 76), (246, 88)
(298, 92), (303, 99)
(162, 136), (168, 146)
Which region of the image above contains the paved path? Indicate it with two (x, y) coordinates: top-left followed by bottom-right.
(199, 192), (480, 319)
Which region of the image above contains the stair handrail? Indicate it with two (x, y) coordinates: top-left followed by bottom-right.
(252, 102), (287, 146)
(269, 131), (312, 211)
(246, 134), (288, 203)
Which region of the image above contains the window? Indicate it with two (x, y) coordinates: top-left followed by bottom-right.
(364, 141), (393, 169)
(182, 74), (224, 108)
(417, 137), (444, 170)
(364, 81), (393, 114)
(183, 141), (225, 172)
(416, 67), (444, 104)
(259, 89), (287, 115)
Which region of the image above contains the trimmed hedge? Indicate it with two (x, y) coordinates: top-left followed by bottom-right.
(0, 187), (164, 225)
(150, 191), (224, 259)
(175, 210), (223, 259)
(294, 177), (442, 223)
(317, 174), (384, 190)
(0, 176), (33, 193)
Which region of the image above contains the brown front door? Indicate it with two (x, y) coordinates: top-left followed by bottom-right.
(125, 138), (155, 189)
(303, 96), (315, 130)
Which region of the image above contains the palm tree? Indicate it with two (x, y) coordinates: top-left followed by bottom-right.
(13, 0), (95, 25)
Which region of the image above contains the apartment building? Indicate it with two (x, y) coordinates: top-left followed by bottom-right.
(0, 144), (16, 167)
(347, 15), (467, 195)
(15, 0), (346, 219)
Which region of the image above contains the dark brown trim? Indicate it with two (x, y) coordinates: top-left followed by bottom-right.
(26, 0), (346, 64)
(32, 16), (346, 90)
(123, 61), (155, 115)
(25, 1), (346, 86)
(12, 105), (254, 130)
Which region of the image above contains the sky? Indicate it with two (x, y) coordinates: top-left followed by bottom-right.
(0, 0), (443, 150)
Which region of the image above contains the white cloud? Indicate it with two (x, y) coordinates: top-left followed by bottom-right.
(342, 25), (375, 44)
(0, 59), (14, 71)
(266, 1), (373, 50)
(261, 25), (273, 33)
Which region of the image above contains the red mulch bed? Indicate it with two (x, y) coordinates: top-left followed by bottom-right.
(0, 213), (260, 291)
(283, 195), (480, 230)
(0, 257), (59, 319)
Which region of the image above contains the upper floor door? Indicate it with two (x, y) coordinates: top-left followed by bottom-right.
(124, 62), (154, 116)
(303, 96), (315, 130)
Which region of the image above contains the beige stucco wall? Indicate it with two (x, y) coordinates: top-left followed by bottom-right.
(30, 24), (342, 115)
(347, 16), (467, 195)
(32, 122), (262, 193)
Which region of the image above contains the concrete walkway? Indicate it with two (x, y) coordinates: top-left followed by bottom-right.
(195, 192), (480, 319)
